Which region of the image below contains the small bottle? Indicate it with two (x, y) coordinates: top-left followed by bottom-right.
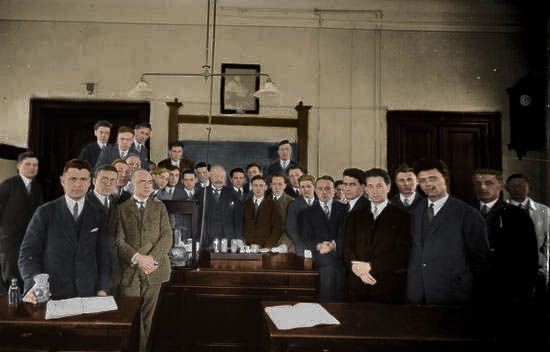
(213, 238), (220, 253)
(220, 238), (228, 253)
(8, 278), (20, 305)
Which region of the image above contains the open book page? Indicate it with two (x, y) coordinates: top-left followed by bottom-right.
(265, 303), (340, 330)
(45, 296), (118, 320)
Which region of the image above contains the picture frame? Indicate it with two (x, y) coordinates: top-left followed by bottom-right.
(162, 199), (199, 267)
(220, 63), (260, 114)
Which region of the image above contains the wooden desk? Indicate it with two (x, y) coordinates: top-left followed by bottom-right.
(153, 253), (318, 352)
(261, 301), (495, 352)
(0, 296), (140, 352)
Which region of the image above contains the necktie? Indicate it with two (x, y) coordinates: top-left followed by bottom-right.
(254, 199), (260, 218)
(323, 203), (330, 218)
(295, 188), (300, 196)
(136, 144), (141, 153)
(137, 201), (145, 217)
(103, 196), (109, 208)
(521, 202), (530, 215)
(120, 151), (127, 159)
(238, 189), (243, 198)
(481, 204), (488, 217)
(403, 198), (410, 207)
(167, 187), (173, 195)
(373, 206), (379, 219)
(26, 182), (32, 194)
(213, 189), (220, 200)
(306, 198), (312, 206)
(72, 202), (79, 222)
(427, 203), (435, 223)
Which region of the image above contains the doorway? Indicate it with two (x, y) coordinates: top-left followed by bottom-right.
(387, 111), (502, 204)
(29, 98), (150, 201)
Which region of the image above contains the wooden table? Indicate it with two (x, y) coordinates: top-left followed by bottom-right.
(0, 295), (141, 352)
(152, 253), (318, 352)
(261, 301), (495, 352)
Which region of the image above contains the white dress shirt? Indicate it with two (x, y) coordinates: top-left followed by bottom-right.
(64, 195), (85, 218)
(428, 194), (449, 216)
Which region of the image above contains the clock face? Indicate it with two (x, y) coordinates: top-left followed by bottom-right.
(520, 94), (532, 107)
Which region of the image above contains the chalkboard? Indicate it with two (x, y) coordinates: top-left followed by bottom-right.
(182, 140), (298, 173)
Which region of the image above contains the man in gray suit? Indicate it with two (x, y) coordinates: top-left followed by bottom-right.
(19, 159), (111, 302)
(95, 126), (140, 168)
(78, 120), (112, 168)
(285, 174), (317, 256)
(86, 164), (121, 296)
(407, 159), (490, 305)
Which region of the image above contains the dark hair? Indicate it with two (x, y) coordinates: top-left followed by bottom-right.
(94, 164), (118, 178)
(364, 168), (391, 185)
(17, 151), (37, 164)
(278, 139), (291, 147)
(473, 169), (503, 183)
(230, 167), (245, 178)
(270, 172), (287, 183)
(182, 168), (196, 177)
(414, 159), (450, 186)
(251, 175), (267, 184)
(343, 168), (365, 185)
(168, 141), (184, 149)
(334, 179), (343, 187)
(63, 159), (91, 174)
(117, 126), (134, 135)
(245, 162), (262, 173)
(165, 165), (180, 172)
(288, 164), (305, 174)
(93, 120), (112, 131)
(316, 175), (334, 185)
(195, 162), (211, 171)
(506, 173), (530, 184)
(111, 158), (127, 166)
(134, 122), (152, 130)
(393, 163), (415, 178)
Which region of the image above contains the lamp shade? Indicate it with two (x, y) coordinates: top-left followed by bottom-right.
(129, 78), (153, 99)
(253, 79), (280, 98)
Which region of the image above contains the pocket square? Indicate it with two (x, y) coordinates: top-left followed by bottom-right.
(90, 227), (99, 233)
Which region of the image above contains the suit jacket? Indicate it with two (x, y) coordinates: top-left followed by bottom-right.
(475, 199), (538, 303)
(343, 203), (411, 302)
(116, 197), (172, 286)
(86, 191), (121, 295)
(95, 144), (141, 169)
(243, 198), (283, 248)
(299, 201), (346, 267)
(522, 198), (550, 280)
(285, 196), (316, 256)
(112, 188), (132, 205)
(78, 142), (103, 169)
(0, 175), (43, 286)
(264, 159), (298, 179)
(407, 196), (490, 305)
(157, 158), (195, 173)
(133, 142), (150, 169)
(390, 192), (425, 213)
(284, 184), (300, 198)
(270, 193), (294, 249)
(18, 197), (111, 297)
(197, 186), (244, 246)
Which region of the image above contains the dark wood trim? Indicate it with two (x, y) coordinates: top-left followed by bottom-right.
(0, 144), (28, 161)
(166, 99), (312, 169)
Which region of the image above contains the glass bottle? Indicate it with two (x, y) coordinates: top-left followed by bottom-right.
(8, 278), (20, 305)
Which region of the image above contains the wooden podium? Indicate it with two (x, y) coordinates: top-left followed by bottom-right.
(152, 253), (318, 352)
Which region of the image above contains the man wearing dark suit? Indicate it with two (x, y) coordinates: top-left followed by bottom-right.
(196, 165), (243, 248)
(344, 168), (411, 303)
(86, 164), (122, 296)
(244, 163), (262, 195)
(157, 141), (195, 173)
(391, 164), (425, 212)
(285, 165), (304, 198)
(195, 162), (211, 189)
(243, 176), (283, 248)
(269, 173), (294, 251)
(116, 169), (172, 352)
(264, 140), (298, 180)
(407, 160), (490, 305)
(133, 122), (152, 170)
(300, 176), (346, 302)
(180, 168), (198, 200)
(111, 159), (132, 204)
(78, 120), (112, 169)
(161, 165), (186, 200)
(19, 159), (111, 302)
(230, 167), (248, 202)
(342, 168), (369, 215)
(0, 152), (43, 290)
(285, 174), (317, 256)
(96, 126), (141, 168)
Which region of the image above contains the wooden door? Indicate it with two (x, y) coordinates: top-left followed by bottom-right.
(387, 111), (501, 204)
(28, 98), (150, 201)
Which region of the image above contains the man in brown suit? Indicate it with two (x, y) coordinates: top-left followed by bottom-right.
(243, 175), (283, 248)
(116, 169), (172, 352)
(269, 173), (294, 251)
(343, 168), (411, 303)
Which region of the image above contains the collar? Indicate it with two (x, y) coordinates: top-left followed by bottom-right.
(171, 159), (179, 167)
(253, 196), (264, 203)
(202, 180), (210, 187)
(233, 186), (243, 193)
(272, 192), (283, 200)
(428, 194), (449, 216)
(19, 174), (32, 187)
(132, 195), (148, 207)
(371, 198), (388, 211)
(97, 141), (106, 149)
(400, 192), (416, 204)
(134, 138), (142, 148)
(212, 186), (222, 192)
(509, 198), (535, 210)
(64, 195), (85, 216)
(118, 147), (129, 155)
(304, 196), (315, 205)
(321, 199), (333, 209)
(94, 190), (110, 205)
(479, 198), (499, 210)
(348, 196), (361, 210)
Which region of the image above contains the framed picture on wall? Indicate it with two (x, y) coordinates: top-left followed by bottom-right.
(220, 63), (260, 114)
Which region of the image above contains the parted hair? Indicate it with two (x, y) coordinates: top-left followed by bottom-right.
(298, 174), (316, 185)
(473, 168), (503, 183)
(343, 168), (365, 185)
(63, 159), (91, 174)
(414, 159), (450, 186)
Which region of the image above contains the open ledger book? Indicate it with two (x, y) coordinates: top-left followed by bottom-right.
(264, 303), (340, 330)
(45, 296), (118, 320)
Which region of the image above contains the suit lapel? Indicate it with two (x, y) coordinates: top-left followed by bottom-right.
(426, 198), (454, 237)
(54, 197), (78, 250)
